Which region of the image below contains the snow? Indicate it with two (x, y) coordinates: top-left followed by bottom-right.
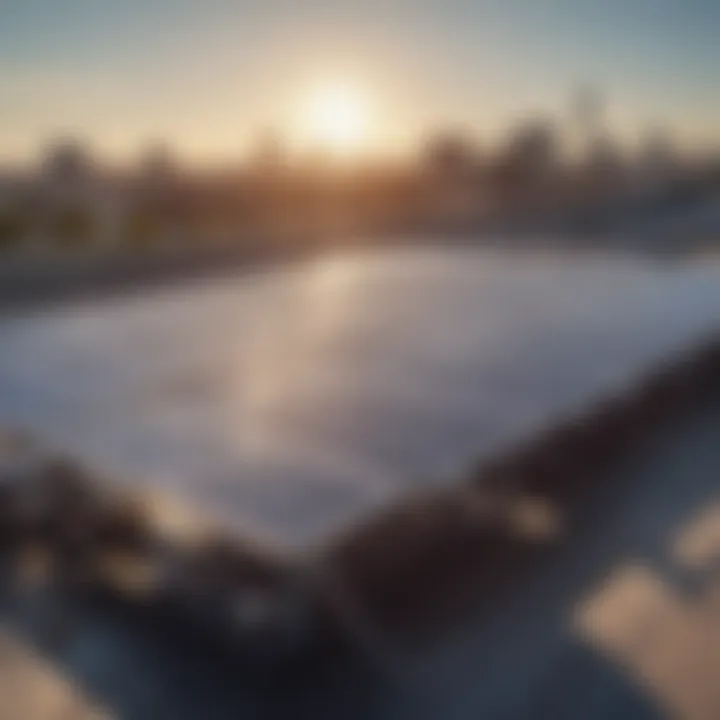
(0, 246), (719, 550)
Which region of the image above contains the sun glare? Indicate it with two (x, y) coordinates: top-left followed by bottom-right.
(300, 82), (370, 155)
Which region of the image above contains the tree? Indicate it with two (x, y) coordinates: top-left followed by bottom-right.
(124, 207), (162, 251)
(0, 208), (27, 249)
(52, 206), (94, 249)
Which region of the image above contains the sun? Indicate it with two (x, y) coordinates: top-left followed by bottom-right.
(300, 82), (370, 155)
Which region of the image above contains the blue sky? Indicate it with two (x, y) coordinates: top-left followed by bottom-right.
(1, 0), (719, 162)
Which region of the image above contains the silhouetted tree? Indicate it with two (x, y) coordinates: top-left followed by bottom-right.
(124, 207), (164, 250)
(52, 206), (94, 249)
(0, 209), (27, 249)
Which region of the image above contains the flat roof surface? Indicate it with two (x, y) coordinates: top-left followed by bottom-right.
(0, 246), (719, 548)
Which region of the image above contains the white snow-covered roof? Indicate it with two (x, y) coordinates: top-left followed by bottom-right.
(0, 246), (719, 549)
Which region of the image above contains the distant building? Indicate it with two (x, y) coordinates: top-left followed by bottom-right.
(30, 139), (128, 250)
(501, 120), (560, 180)
(421, 132), (489, 228)
(488, 119), (564, 218)
(138, 143), (179, 185)
(633, 129), (680, 193)
(572, 85), (606, 154)
(423, 132), (479, 178)
(582, 135), (626, 192)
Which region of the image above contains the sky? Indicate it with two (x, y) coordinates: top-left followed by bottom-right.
(1, 0), (719, 164)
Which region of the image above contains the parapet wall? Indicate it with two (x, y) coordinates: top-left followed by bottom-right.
(324, 333), (720, 651)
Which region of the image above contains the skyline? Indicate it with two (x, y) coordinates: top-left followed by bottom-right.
(2, 0), (720, 164)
